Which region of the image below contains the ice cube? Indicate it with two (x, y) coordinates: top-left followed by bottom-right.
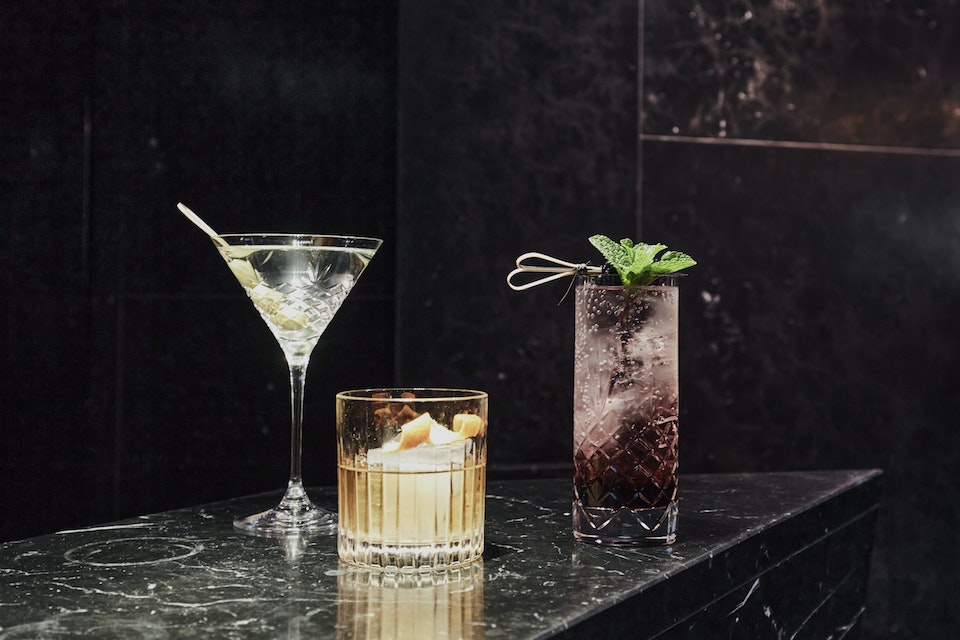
(368, 440), (470, 472)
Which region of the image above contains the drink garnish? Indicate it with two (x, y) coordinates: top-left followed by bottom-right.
(385, 411), (482, 451)
(225, 258), (261, 288)
(588, 235), (696, 287)
(507, 236), (696, 292)
(453, 413), (483, 438)
(398, 413), (434, 449)
(372, 392), (484, 451)
(176, 202), (228, 247)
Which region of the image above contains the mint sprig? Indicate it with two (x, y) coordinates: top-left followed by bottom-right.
(589, 234), (696, 286)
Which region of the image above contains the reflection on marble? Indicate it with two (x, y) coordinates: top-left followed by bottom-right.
(644, 1), (960, 147)
(0, 472), (879, 639)
(336, 563), (484, 639)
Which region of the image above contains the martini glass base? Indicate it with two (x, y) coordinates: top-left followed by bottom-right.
(234, 483), (337, 537)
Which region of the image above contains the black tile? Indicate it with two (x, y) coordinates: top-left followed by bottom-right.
(397, 0), (641, 468)
(644, 1), (960, 147)
(90, 1), (397, 296)
(641, 138), (960, 638)
(0, 295), (110, 541)
(107, 293), (392, 518)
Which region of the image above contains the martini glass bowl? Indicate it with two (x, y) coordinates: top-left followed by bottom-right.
(214, 233), (382, 536)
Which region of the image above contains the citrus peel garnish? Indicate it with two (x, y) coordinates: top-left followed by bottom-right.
(388, 412), (474, 451)
(385, 410), (482, 452)
(397, 412), (434, 449)
(453, 413), (483, 438)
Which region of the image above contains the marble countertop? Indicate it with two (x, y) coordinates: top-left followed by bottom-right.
(0, 470), (880, 639)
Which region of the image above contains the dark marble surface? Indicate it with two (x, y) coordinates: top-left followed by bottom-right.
(0, 471), (879, 639)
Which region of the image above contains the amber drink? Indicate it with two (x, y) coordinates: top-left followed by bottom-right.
(337, 389), (487, 570)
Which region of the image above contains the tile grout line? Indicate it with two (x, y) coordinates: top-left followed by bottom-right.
(640, 133), (960, 158)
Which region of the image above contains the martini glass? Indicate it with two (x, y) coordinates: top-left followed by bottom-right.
(215, 233), (382, 536)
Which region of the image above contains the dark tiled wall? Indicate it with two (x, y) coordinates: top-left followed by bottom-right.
(397, 1), (958, 637)
(2, 2), (397, 536)
(644, 1), (960, 147)
(397, 0), (641, 471)
(2, 3), (100, 535)
(640, 3), (960, 637)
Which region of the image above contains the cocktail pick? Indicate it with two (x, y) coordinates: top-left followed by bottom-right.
(506, 252), (601, 291)
(177, 202), (227, 246)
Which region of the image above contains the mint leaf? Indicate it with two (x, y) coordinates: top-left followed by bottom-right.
(589, 234), (696, 286)
(588, 234), (633, 269)
(649, 250), (697, 275)
(631, 242), (667, 268)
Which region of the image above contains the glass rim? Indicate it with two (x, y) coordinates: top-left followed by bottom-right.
(576, 273), (684, 288)
(214, 233), (383, 248)
(336, 387), (488, 402)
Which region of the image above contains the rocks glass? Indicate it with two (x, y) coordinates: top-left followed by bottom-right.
(573, 274), (679, 545)
(336, 389), (488, 570)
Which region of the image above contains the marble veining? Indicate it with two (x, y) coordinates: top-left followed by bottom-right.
(0, 471), (879, 639)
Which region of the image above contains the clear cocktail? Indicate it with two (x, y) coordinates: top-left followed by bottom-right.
(215, 234), (382, 536)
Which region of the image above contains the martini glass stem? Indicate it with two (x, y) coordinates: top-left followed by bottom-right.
(281, 358), (311, 510)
